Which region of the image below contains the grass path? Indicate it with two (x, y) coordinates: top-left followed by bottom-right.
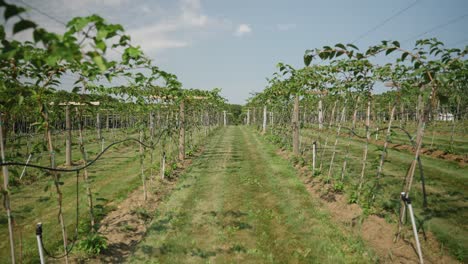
(129, 126), (374, 263)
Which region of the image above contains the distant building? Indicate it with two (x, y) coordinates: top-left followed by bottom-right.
(437, 112), (454, 121)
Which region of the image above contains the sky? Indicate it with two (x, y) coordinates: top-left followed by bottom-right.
(4, 0), (468, 104)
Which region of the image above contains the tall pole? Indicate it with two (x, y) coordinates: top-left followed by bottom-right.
(247, 109), (250, 125)
(262, 105), (267, 134)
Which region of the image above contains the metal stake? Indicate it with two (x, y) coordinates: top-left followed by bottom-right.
(401, 192), (424, 264)
(36, 223), (45, 264)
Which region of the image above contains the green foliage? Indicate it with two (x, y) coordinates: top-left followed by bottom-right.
(333, 181), (344, 193)
(77, 233), (108, 256)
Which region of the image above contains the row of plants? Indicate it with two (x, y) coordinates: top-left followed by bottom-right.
(245, 39), (467, 261)
(0, 1), (228, 263)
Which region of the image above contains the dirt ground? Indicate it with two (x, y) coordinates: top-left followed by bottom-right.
(82, 151), (201, 263)
(277, 148), (459, 264)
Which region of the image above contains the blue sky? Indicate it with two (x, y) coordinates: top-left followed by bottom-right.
(7, 0), (468, 104)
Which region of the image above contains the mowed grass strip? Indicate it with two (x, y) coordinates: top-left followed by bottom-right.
(129, 126), (374, 263)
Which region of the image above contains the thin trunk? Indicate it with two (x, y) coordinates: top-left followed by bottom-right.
(161, 151), (166, 180)
(398, 86), (427, 236)
(357, 100), (371, 197)
(140, 130), (147, 201)
(340, 97), (359, 180)
(43, 109), (69, 264)
(223, 110), (227, 127)
(328, 102), (347, 180)
(0, 114), (16, 264)
(179, 100), (185, 161)
(78, 111), (95, 230)
(292, 95), (300, 155)
(318, 98), (323, 130)
(149, 112), (155, 181)
(65, 105), (72, 166)
(329, 101), (337, 127)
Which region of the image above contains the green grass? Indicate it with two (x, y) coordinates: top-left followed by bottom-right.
(296, 126), (468, 261)
(0, 127), (208, 263)
(129, 126), (375, 263)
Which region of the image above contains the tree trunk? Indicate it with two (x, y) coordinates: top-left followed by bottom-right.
(340, 97), (359, 180)
(43, 109), (69, 264)
(179, 100), (185, 161)
(358, 99), (372, 197)
(0, 114), (16, 264)
(398, 85), (427, 235)
(318, 98), (324, 130)
(140, 130), (147, 201)
(292, 95), (300, 155)
(149, 112), (155, 181)
(78, 111), (95, 230)
(328, 102), (347, 180)
(65, 105), (72, 166)
(223, 110), (227, 127)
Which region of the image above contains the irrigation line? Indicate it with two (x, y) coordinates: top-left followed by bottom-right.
(0, 129), (168, 173)
(1, 128), (169, 259)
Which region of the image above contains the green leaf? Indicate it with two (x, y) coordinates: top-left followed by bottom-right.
(33, 28), (45, 43)
(45, 55), (59, 66)
(4, 5), (26, 20)
(13, 20), (37, 34)
(335, 43), (346, 50)
(126, 47), (141, 58)
(72, 86), (81, 93)
(401, 52), (409, 61)
(96, 28), (108, 40)
(303, 54), (312, 66)
(68, 17), (89, 32)
(92, 55), (107, 72)
(385, 47), (396, 55)
(414, 61), (421, 69)
(95, 40), (106, 52)
(346, 43), (359, 50)
(392, 41), (400, 48)
(335, 50), (344, 58)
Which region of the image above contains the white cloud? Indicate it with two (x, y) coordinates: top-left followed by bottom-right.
(63, 0), (130, 7)
(128, 0), (224, 52)
(234, 24), (252, 37)
(277, 23), (296, 31)
(180, 0), (209, 27)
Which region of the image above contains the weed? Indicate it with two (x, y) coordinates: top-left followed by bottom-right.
(77, 233), (108, 256)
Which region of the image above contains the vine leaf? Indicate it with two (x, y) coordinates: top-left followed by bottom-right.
(4, 4), (26, 20)
(13, 20), (37, 34)
(304, 55), (313, 66)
